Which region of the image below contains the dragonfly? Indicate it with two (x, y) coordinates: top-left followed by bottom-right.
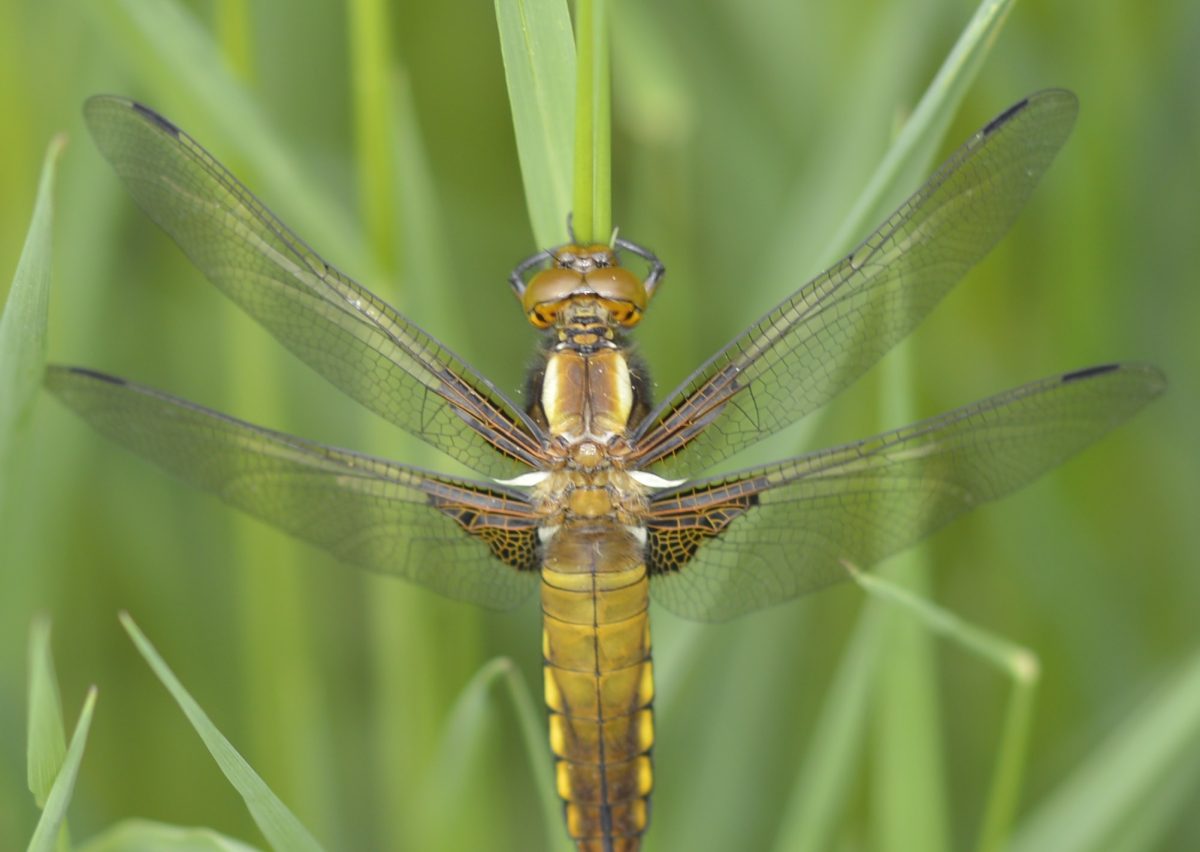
(48, 90), (1163, 852)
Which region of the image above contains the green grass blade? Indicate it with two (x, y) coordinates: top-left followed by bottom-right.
(422, 658), (571, 852)
(494, 0), (575, 247)
(1102, 757), (1200, 852)
(592, 0), (611, 240)
(119, 614), (327, 852)
(214, 0), (254, 81)
(1, 135), (65, 520)
(344, 9), (439, 849)
(871, 561), (950, 852)
(348, 0), (400, 276)
(78, 819), (263, 852)
(570, 0), (611, 243)
(769, 1), (1020, 846)
(503, 660), (573, 852)
(829, 3), (1017, 849)
(826, 0), (1018, 253)
(572, 0), (594, 242)
(872, 354), (950, 852)
(851, 568), (1037, 679)
(26, 617), (67, 809)
(851, 565), (1041, 852)
(25, 687), (97, 852)
(770, 605), (885, 852)
(1009, 642), (1200, 852)
(975, 671), (1039, 852)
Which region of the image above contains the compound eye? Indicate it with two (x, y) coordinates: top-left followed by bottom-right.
(599, 300), (643, 327)
(529, 302), (562, 329)
(585, 266), (647, 312)
(523, 266), (583, 322)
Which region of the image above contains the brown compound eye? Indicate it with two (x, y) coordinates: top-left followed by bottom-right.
(530, 300), (570, 328)
(585, 266), (648, 326)
(601, 301), (643, 327)
(523, 266), (584, 327)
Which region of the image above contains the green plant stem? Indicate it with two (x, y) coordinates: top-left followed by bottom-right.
(121, 614), (327, 852)
(26, 688), (95, 852)
(849, 565), (1040, 852)
(26, 617), (66, 809)
(207, 17), (334, 840)
(493, 0), (575, 247)
(976, 658), (1039, 852)
(871, 346), (950, 852)
(214, 0), (254, 81)
(572, 0), (595, 241)
(826, 0), (1017, 251)
(771, 604), (886, 852)
(422, 658), (571, 852)
(592, 0), (611, 240)
(349, 0), (399, 277)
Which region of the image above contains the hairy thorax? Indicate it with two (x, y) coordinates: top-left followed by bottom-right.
(525, 300), (652, 534)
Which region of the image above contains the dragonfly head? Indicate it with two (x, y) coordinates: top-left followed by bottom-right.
(517, 243), (650, 330)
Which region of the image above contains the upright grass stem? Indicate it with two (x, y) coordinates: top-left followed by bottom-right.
(571, 0), (611, 243)
(571, 0), (594, 241)
(849, 566), (1040, 852)
(207, 14), (335, 839)
(345, 5), (469, 847)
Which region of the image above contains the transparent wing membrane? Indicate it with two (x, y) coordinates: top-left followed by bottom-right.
(646, 364), (1164, 621)
(57, 91), (1162, 625)
(46, 366), (540, 609)
(84, 96), (545, 479)
(633, 90), (1080, 477)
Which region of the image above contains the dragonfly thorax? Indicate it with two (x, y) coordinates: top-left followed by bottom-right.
(532, 467), (650, 528)
(538, 347), (635, 448)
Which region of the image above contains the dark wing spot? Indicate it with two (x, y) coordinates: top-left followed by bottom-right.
(427, 496), (541, 572)
(58, 366), (128, 387)
(982, 97), (1029, 136)
(1062, 363), (1119, 383)
(645, 492), (757, 574)
(131, 102), (181, 137)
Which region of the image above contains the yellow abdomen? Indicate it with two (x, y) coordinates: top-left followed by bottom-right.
(542, 526), (654, 852)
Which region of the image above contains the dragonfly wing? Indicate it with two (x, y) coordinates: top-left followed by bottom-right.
(631, 90), (1079, 476)
(645, 364), (1164, 621)
(83, 96), (544, 479)
(46, 365), (541, 610)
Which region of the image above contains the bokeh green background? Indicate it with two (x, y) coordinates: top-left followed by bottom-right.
(2, 1), (1197, 850)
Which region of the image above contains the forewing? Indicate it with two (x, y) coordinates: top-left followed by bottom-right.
(83, 95), (544, 479)
(631, 90), (1080, 476)
(646, 364), (1163, 621)
(46, 365), (540, 609)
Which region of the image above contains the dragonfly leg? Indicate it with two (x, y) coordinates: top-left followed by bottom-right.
(508, 248), (556, 299)
(614, 237), (666, 299)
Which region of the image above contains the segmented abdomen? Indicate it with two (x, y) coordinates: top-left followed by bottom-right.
(541, 526), (654, 852)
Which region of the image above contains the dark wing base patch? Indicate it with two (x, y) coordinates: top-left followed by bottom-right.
(646, 490), (758, 574)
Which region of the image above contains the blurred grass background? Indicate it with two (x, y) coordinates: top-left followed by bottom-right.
(2, 0), (1197, 850)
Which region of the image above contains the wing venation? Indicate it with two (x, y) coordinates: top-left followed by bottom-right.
(633, 90), (1080, 476)
(84, 95), (545, 478)
(646, 363), (1163, 621)
(46, 365), (540, 609)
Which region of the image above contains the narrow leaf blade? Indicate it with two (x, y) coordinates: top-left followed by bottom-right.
(26, 617), (67, 807)
(119, 614), (326, 852)
(1, 135), (65, 517)
(78, 819), (264, 852)
(494, 0), (575, 247)
(26, 688), (97, 852)
(1010, 644), (1200, 852)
